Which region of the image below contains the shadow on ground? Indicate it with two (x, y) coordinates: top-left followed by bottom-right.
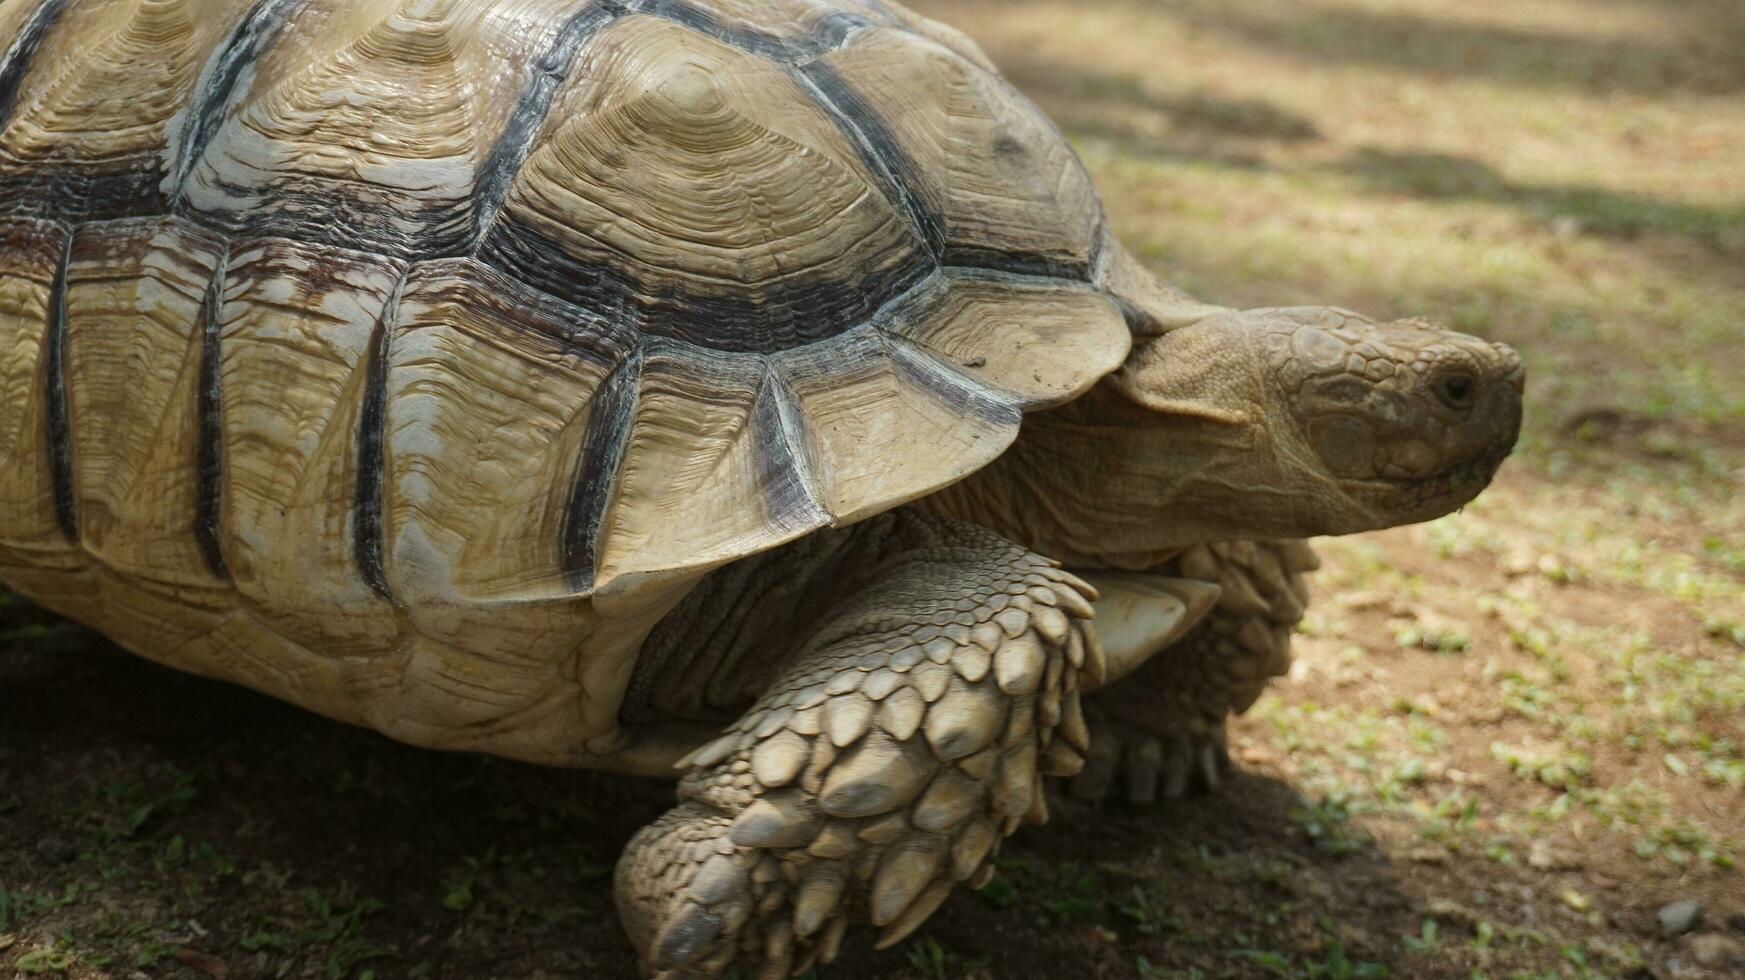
(1159, 0), (1745, 96)
(1005, 63), (1322, 142)
(995, 58), (1318, 170)
(993, 49), (1745, 264)
(3, 630), (1469, 980)
(1336, 148), (1745, 255)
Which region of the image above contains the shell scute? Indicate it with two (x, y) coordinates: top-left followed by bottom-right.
(594, 341), (831, 587)
(382, 256), (636, 603)
(0, 216), (75, 575)
(62, 216), (226, 594)
(215, 236), (405, 654)
(0, 0), (244, 220)
(479, 13), (930, 354)
(887, 271), (1129, 409)
(817, 26), (1103, 280)
(775, 326), (1016, 526)
(178, 0), (604, 256)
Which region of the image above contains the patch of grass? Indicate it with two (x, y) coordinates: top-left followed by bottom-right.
(1287, 794), (1366, 855)
(1236, 937), (1390, 978)
(904, 936), (990, 979)
(0, 888), (55, 932)
(101, 764), (199, 838)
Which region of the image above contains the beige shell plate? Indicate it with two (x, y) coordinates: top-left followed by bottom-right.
(0, 0), (1134, 763)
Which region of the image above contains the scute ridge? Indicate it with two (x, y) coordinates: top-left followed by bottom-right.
(165, 0), (308, 202)
(627, 0), (877, 63)
(0, 0), (69, 131)
(561, 343), (644, 591)
(752, 365), (828, 533)
(791, 58), (944, 259)
(352, 270), (405, 601)
(469, 0), (624, 254)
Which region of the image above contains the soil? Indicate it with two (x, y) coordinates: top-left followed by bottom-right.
(3, 0), (1743, 978)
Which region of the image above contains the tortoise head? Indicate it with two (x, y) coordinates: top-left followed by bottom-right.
(1108, 306), (1524, 544)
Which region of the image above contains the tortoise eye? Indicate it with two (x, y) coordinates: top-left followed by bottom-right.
(1435, 372), (1477, 411)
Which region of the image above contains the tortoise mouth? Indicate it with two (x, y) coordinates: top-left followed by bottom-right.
(1330, 368), (1523, 510)
(1360, 442), (1515, 512)
(1408, 445), (1511, 500)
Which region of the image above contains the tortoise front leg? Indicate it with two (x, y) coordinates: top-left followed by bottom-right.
(1069, 540), (1318, 804)
(615, 513), (1099, 979)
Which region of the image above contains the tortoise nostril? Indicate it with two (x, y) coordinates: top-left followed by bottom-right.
(1435, 372), (1477, 411)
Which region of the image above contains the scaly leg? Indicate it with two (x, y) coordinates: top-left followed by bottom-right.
(615, 512), (1099, 979)
(1069, 539), (1317, 804)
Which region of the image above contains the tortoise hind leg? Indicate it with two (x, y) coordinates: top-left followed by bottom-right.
(615, 513), (1099, 979)
(1068, 539), (1317, 805)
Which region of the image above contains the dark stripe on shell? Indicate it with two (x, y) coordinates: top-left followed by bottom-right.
(630, 0), (874, 63)
(167, 0), (309, 206)
(42, 225), (74, 540)
(470, 0), (626, 255)
(193, 252), (230, 580)
(0, 0), (68, 132)
(188, 186), (474, 262)
(478, 219), (933, 354)
(401, 256), (643, 362)
(882, 332), (1021, 428)
(749, 368), (829, 536)
(941, 242), (1094, 283)
(792, 59), (944, 260)
(797, 56), (1100, 284)
(561, 345), (643, 590)
(352, 275), (405, 602)
(0, 158), (173, 224)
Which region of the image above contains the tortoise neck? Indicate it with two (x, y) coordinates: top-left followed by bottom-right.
(917, 382), (1286, 570)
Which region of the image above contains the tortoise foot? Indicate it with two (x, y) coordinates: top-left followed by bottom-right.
(615, 517), (1101, 977)
(1068, 714), (1232, 805)
(618, 796), (986, 980)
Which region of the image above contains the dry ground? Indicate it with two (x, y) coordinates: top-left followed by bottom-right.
(3, 0), (1743, 977)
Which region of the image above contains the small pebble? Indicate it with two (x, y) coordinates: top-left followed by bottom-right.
(1658, 899), (1703, 937)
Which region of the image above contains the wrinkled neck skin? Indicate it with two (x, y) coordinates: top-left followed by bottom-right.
(921, 305), (1523, 570)
(919, 376), (1299, 571)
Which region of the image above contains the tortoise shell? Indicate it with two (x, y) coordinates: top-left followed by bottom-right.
(0, 0), (1172, 764)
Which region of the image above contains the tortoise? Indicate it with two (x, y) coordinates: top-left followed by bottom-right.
(0, 0), (1524, 974)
